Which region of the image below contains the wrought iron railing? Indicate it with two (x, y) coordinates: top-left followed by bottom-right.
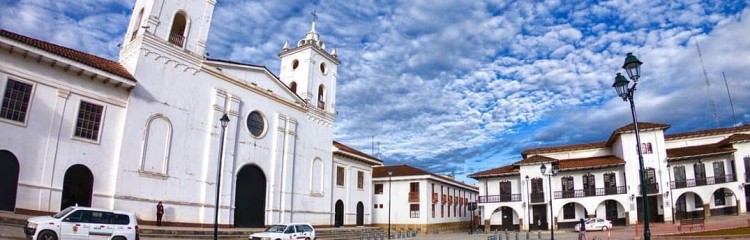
(554, 186), (627, 199)
(638, 182), (660, 194)
(530, 192), (545, 203)
(169, 32), (185, 47)
(477, 194), (521, 203)
(670, 174), (737, 189)
(432, 193), (438, 203)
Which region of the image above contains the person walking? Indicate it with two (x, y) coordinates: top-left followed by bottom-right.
(578, 218), (588, 240)
(156, 201), (164, 226)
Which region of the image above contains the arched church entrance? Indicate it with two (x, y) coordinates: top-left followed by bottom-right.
(60, 164), (93, 210)
(334, 200), (344, 227)
(0, 150), (20, 212)
(356, 201), (364, 226)
(234, 165), (266, 227)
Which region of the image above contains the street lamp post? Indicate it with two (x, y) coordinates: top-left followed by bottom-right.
(667, 164), (675, 224)
(612, 52), (650, 240)
(388, 170), (393, 239)
(213, 114), (230, 240)
(525, 175), (530, 237)
(540, 163), (559, 240)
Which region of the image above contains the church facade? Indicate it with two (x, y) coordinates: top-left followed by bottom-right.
(0, 0), (381, 227)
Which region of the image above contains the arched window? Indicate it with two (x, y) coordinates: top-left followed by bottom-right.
(140, 114), (173, 176)
(290, 81), (297, 93)
(317, 84), (325, 109)
(310, 158), (324, 194)
(131, 8), (144, 41)
(169, 12), (188, 47)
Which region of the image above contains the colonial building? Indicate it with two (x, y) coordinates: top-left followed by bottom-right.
(0, 0), (383, 227)
(470, 123), (750, 231)
(372, 165), (479, 233)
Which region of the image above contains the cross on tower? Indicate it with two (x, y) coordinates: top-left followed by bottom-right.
(311, 11), (318, 22)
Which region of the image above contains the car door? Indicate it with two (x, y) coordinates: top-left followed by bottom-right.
(87, 211), (114, 239)
(284, 225), (297, 239)
(295, 225), (309, 239)
(60, 210), (90, 240)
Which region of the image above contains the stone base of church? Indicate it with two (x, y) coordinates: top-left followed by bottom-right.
(373, 221), (472, 233)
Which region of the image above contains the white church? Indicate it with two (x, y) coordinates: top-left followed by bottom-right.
(0, 0), (382, 227)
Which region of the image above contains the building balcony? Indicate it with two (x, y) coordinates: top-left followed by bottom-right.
(448, 196), (453, 204)
(432, 193), (438, 203)
(441, 194), (446, 203)
(638, 183), (660, 195)
(670, 174), (737, 189)
(530, 192), (545, 203)
(553, 186), (627, 199)
(168, 32), (185, 47)
(408, 192), (419, 202)
(477, 194), (521, 203)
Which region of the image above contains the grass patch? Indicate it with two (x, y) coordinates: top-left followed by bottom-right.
(675, 226), (750, 236)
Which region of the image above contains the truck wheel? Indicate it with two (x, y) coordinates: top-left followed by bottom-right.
(38, 231), (57, 240)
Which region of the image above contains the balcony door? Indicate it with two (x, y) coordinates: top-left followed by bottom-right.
(561, 176), (574, 198)
(713, 162), (726, 183)
(499, 181), (511, 201)
(531, 178), (544, 203)
(674, 166), (686, 188)
(583, 174), (595, 196)
(694, 163), (706, 186)
(604, 173), (616, 194)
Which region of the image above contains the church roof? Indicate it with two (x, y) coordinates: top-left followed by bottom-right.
(0, 29), (135, 81)
(333, 141), (383, 165)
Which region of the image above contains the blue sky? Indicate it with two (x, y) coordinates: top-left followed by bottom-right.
(2, 0), (749, 184)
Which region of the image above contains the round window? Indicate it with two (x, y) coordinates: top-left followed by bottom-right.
(292, 59), (299, 70)
(320, 62), (327, 75)
(246, 111), (265, 137)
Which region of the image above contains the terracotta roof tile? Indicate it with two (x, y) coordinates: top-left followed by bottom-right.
(522, 141), (606, 157)
(468, 165), (518, 178)
(373, 165), (478, 190)
(717, 133), (750, 146)
(514, 155), (558, 165)
(665, 125), (750, 140)
(558, 155), (625, 171)
(1, 29), (135, 81)
(333, 141), (383, 163)
(666, 144), (736, 161)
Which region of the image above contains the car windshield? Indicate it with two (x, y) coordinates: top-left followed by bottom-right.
(53, 207), (75, 219)
(264, 225), (287, 233)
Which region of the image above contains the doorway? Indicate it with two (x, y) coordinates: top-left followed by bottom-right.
(234, 165), (266, 227)
(356, 202), (364, 226)
(335, 200), (344, 227)
(60, 164), (94, 210)
(0, 150), (19, 212)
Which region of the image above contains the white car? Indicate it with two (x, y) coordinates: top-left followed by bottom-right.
(249, 223), (316, 240)
(574, 218), (612, 231)
(24, 206), (140, 240)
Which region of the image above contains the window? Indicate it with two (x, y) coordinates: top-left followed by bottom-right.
(410, 182), (419, 193)
(714, 190), (726, 206)
(410, 204), (419, 218)
(111, 214), (130, 225)
(713, 161), (726, 183)
(320, 62), (328, 75)
(290, 81), (297, 93)
(674, 166), (686, 188)
(641, 142), (653, 154)
(561, 176), (574, 198)
(336, 166), (345, 186)
(604, 172), (617, 194)
(89, 211), (111, 224)
(317, 84), (325, 109)
(499, 181), (511, 201)
(531, 178), (543, 193)
(246, 111), (265, 137)
(292, 59), (299, 70)
(374, 184), (383, 194)
(74, 101), (104, 141)
(374, 204), (378, 209)
(1, 79), (33, 123)
(563, 203), (575, 219)
(583, 173), (595, 196)
(63, 210), (90, 223)
(379, 204), (383, 208)
(357, 171), (364, 189)
(169, 12), (187, 47)
(695, 196), (704, 208)
(432, 204), (435, 218)
(694, 163), (706, 185)
(645, 168), (656, 183)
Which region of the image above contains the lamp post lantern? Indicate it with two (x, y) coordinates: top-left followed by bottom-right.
(213, 114), (230, 240)
(388, 170), (393, 239)
(541, 162), (559, 240)
(612, 52), (650, 240)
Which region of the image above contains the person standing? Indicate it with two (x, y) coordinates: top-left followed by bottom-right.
(578, 218), (588, 240)
(156, 201), (164, 226)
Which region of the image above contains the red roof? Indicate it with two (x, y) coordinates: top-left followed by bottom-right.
(716, 133), (750, 146)
(666, 144), (736, 161)
(514, 155), (558, 165)
(522, 122), (669, 157)
(666, 125), (750, 140)
(605, 122), (670, 145)
(373, 165), (478, 190)
(0, 29), (135, 81)
(468, 165), (518, 178)
(558, 155), (625, 171)
(333, 141), (382, 163)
